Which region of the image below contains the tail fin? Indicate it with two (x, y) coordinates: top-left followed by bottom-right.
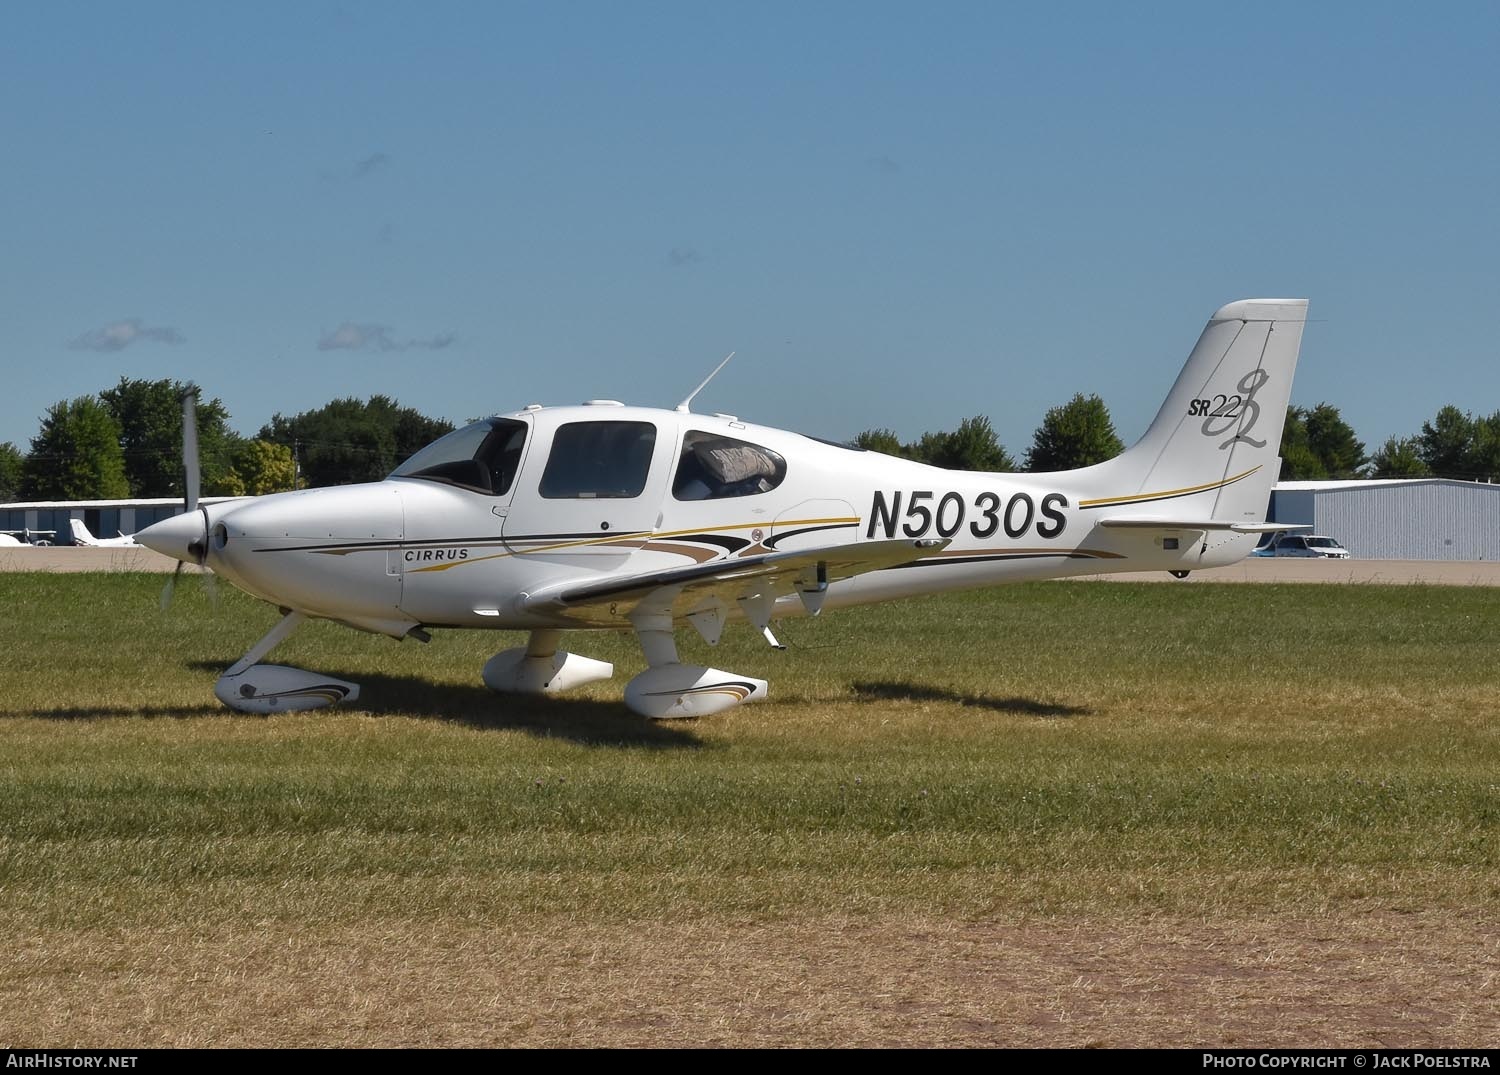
(69, 519), (98, 546)
(1082, 298), (1306, 527)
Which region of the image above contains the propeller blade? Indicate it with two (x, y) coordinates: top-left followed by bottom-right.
(181, 386), (200, 513)
(160, 561), (184, 610)
(161, 388), (216, 614)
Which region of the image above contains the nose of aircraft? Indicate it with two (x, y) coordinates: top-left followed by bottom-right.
(137, 508), (208, 564)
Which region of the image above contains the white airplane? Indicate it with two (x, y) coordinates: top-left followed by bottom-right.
(140, 298), (1308, 718)
(0, 529), (56, 547)
(69, 519), (139, 547)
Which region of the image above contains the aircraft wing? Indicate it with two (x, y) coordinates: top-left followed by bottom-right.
(1097, 517), (1306, 533)
(521, 537), (947, 623)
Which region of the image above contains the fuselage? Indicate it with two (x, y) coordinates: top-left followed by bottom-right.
(166, 402), (1257, 639)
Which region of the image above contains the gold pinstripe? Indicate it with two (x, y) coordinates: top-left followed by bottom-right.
(1077, 466), (1261, 509)
(652, 516), (857, 540)
(406, 516), (861, 574)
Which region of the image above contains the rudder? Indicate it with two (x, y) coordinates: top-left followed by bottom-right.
(1090, 298), (1307, 527)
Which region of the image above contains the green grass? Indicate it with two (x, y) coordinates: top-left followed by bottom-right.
(1, 574), (1497, 928)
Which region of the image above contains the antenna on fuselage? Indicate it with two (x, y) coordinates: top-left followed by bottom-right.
(675, 351), (735, 413)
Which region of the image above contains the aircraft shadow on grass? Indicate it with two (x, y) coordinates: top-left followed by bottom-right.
(9, 665), (704, 750)
(11, 672), (1075, 740)
(850, 680), (1090, 718)
(177, 661), (707, 749)
(15, 703), (225, 721)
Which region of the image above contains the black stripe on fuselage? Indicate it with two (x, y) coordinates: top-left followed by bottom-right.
(676, 533), (752, 554)
(256, 531), (650, 554)
(763, 523), (857, 550)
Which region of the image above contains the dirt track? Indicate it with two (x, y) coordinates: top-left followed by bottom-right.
(5, 546), (1500, 586)
(1085, 557), (1500, 587)
(0, 546), (197, 573)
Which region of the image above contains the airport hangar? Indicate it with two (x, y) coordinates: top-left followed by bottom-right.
(0, 498), (242, 544)
(3, 480), (1498, 558)
(1268, 479), (1500, 560)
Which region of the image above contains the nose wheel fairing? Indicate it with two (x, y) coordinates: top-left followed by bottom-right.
(215, 665), (360, 713)
(212, 610), (360, 714)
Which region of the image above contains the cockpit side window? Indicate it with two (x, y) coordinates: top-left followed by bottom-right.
(390, 418), (527, 496)
(673, 431), (787, 500)
(540, 421), (657, 499)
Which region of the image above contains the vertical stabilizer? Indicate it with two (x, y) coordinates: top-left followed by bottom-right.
(1081, 298), (1307, 526)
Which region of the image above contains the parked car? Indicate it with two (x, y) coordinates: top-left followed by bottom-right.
(1253, 533), (1351, 559)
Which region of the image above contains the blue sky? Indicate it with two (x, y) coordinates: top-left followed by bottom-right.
(2, 2), (1496, 461)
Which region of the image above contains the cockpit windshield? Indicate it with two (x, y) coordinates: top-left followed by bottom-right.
(389, 418), (527, 495)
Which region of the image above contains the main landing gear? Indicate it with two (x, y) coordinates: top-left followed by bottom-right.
(620, 612), (768, 718)
(481, 629), (614, 695)
(483, 615), (769, 719)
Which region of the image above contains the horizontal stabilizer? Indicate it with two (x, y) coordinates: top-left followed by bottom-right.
(523, 537), (947, 620)
(1098, 517), (1307, 534)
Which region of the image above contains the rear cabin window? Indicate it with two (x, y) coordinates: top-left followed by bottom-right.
(673, 431), (787, 500)
(540, 421), (657, 499)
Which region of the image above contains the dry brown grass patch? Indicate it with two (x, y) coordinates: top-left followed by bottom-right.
(4, 911), (1495, 1048)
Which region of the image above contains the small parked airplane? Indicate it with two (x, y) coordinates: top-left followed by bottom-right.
(69, 519), (139, 547)
(140, 298), (1308, 717)
(0, 528), (56, 547)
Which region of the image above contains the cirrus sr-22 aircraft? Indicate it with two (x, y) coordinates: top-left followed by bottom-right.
(140, 298), (1307, 718)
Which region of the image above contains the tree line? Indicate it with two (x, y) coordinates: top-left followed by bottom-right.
(854, 396), (1500, 483)
(4, 379), (1499, 503)
(1253, 403), (1500, 482)
(853, 394), (1126, 473)
(0, 378), (451, 501)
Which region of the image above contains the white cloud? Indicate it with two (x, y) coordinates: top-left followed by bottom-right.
(352, 152), (390, 178)
(69, 318), (185, 352)
(322, 151), (392, 182)
(316, 323), (455, 353)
